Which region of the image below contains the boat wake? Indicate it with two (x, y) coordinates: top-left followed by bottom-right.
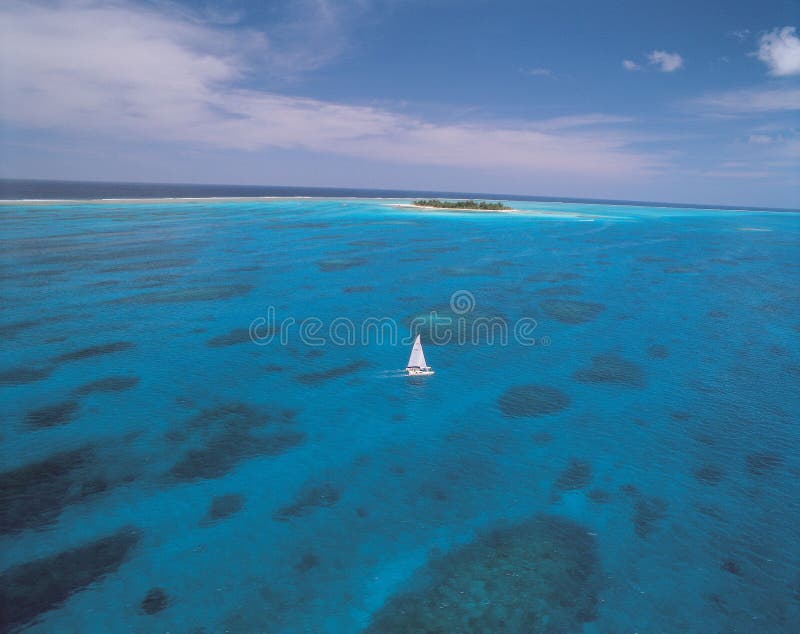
(375, 369), (409, 378)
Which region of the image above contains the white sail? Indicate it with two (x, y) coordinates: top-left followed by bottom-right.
(407, 335), (428, 368)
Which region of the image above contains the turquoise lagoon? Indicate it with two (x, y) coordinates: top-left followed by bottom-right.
(1, 197), (799, 632)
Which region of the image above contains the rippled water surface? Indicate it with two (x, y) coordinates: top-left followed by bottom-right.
(1, 198), (799, 632)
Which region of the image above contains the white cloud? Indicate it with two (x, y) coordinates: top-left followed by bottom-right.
(0, 0), (658, 179)
(756, 26), (800, 76)
(622, 59), (641, 71)
(648, 50), (684, 72)
(693, 87), (800, 114)
(729, 29), (750, 42)
(703, 169), (772, 179)
(748, 134), (773, 144)
(525, 67), (553, 77)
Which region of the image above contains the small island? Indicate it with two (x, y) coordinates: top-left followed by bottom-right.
(413, 199), (511, 211)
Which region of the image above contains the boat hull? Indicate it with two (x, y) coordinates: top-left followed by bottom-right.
(405, 367), (434, 376)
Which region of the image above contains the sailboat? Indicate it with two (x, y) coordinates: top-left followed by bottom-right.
(405, 334), (434, 376)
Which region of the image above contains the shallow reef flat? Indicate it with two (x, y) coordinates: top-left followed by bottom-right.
(366, 515), (601, 632)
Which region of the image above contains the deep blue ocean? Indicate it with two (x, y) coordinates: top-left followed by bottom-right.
(1, 183), (799, 632)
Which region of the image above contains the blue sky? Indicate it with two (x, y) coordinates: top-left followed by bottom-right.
(0, 0), (798, 208)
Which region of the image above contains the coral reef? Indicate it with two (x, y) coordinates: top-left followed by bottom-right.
(294, 553), (320, 573)
(169, 429), (304, 481)
(52, 341), (135, 364)
(0, 447), (94, 534)
(0, 365), (53, 386)
(539, 299), (604, 324)
(140, 588), (169, 614)
(746, 452), (783, 476)
(366, 515), (601, 633)
(0, 527), (141, 630)
(406, 302), (508, 345)
(498, 384), (570, 417)
(536, 284), (583, 296)
(721, 559), (742, 576)
(588, 489), (610, 503)
(167, 403), (305, 481)
(25, 400), (80, 427)
(112, 284), (252, 304)
(555, 459), (592, 491)
(694, 465), (724, 485)
(295, 360), (369, 384)
(574, 353), (646, 388)
(647, 344), (669, 359)
(274, 484), (340, 521)
(206, 328), (253, 347)
(101, 257), (195, 273)
(525, 272), (582, 282)
(317, 257), (367, 272)
(633, 497), (667, 538)
(74, 376), (139, 395)
(207, 494), (245, 521)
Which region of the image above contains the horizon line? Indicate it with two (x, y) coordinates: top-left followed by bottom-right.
(0, 177), (797, 214)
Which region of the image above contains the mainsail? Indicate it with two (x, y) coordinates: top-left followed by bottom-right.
(407, 335), (428, 368)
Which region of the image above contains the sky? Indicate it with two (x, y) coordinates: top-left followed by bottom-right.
(0, 0), (798, 208)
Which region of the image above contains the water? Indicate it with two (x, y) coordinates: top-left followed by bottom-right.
(1, 194), (798, 632)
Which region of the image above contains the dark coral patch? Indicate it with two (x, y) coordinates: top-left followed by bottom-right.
(588, 489), (610, 503)
(574, 353), (645, 388)
(525, 272), (582, 282)
(555, 460), (592, 491)
(166, 402), (303, 481)
(498, 384), (570, 417)
(317, 257), (367, 272)
(533, 431), (553, 444)
(636, 256), (672, 263)
(25, 400), (80, 428)
(295, 360), (369, 384)
(112, 284), (252, 304)
(207, 328), (253, 347)
(647, 344), (669, 359)
(53, 341), (135, 364)
(633, 497), (667, 538)
(439, 264), (502, 277)
(721, 560), (742, 576)
(140, 587), (170, 615)
(207, 494), (245, 521)
(694, 465), (724, 485)
(343, 285), (373, 293)
(537, 284), (583, 296)
(414, 246), (460, 254)
(101, 257), (195, 273)
(274, 484), (340, 521)
(407, 304), (508, 345)
(0, 319), (40, 338)
(365, 515), (600, 633)
(185, 403), (272, 431)
(746, 452), (783, 476)
(540, 299), (604, 324)
(168, 429), (305, 482)
(294, 553), (320, 573)
(348, 240), (387, 247)
(0, 365), (53, 386)
(0, 527), (141, 631)
(74, 376), (139, 395)
(0, 447), (95, 534)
